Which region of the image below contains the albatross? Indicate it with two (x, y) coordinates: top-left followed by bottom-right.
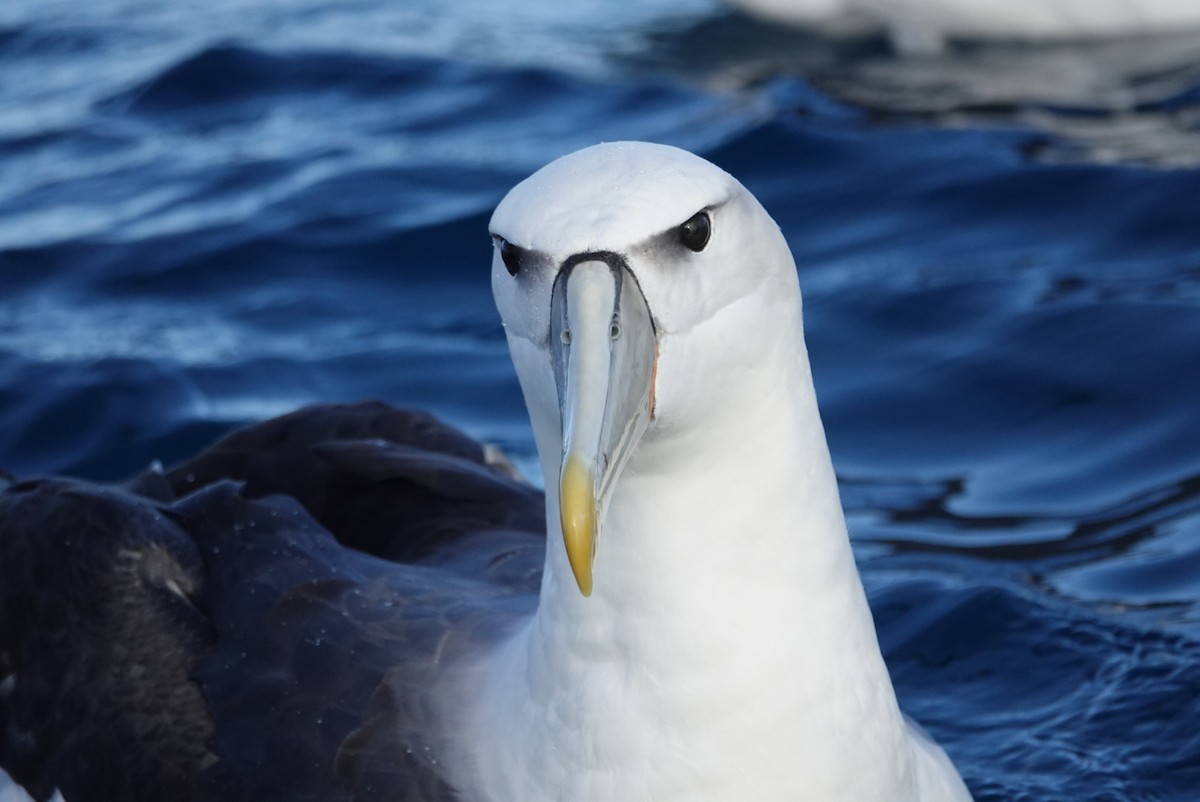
(0, 142), (972, 802)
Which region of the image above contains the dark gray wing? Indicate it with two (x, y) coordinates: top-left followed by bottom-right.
(128, 401), (543, 569)
(0, 480), (215, 802)
(173, 483), (539, 802)
(1, 403), (547, 802)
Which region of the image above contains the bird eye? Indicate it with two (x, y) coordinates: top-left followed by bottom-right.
(678, 211), (711, 252)
(497, 238), (523, 276)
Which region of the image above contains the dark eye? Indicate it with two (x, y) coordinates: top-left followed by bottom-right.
(678, 211), (711, 252)
(497, 237), (523, 276)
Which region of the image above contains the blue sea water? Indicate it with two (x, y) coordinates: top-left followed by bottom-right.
(2, 0), (1199, 800)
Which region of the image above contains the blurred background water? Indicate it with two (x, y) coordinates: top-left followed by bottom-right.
(2, 0), (1199, 800)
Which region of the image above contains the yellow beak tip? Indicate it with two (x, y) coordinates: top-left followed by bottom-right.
(560, 454), (597, 598)
(573, 571), (593, 598)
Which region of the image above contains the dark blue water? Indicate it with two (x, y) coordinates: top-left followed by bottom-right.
(2, 1), (1199, 800)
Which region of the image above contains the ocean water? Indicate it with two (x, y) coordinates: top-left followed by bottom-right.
(2, 0), (1199, 800)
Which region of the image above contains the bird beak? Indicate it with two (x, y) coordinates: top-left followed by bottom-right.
(550, 259), (656, 597)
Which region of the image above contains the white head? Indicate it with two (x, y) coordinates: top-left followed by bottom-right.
(489, 141), (804, 596)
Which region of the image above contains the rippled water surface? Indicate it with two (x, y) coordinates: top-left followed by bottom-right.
(2, 0), (1199, 800)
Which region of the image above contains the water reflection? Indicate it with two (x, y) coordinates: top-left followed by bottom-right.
(634, 13), (1200, 166)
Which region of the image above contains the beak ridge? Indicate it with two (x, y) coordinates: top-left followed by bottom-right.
(551, 258), (656, 597)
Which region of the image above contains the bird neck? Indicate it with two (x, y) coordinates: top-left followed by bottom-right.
(457, 337), (916, 801)
(541, 348), (865, 657)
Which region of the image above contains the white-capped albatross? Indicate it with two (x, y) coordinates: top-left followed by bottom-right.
(0, 142), (972, 802)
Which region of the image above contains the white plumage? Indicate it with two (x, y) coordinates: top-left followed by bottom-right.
(441, 142), (972, 802)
